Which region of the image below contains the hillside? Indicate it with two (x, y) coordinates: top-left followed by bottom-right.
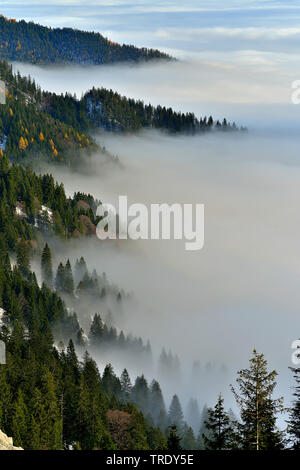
(0, 60), (246, 168)
(0, 15), (171, 65)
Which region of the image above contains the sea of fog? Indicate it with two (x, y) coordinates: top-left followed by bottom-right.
(12, 59), (300, 421)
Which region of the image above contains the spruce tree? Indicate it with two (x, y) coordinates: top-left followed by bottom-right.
(149, 380), (166, 426)
(167, 425), (182, 451)
(16, 239), (30, 277)
(11, 389), (28, 448)
(63, 259), (74, 296)
(41, 243), (53, 287)
(168, 394), (184, 431)
(89, 313), (104, 346)
(120, 369), (132, 402)
(182, 424), (197, 450)
(55, 262), (65, 293)
(186, 397), (201, 434)
(231, 350), (284, 450)
(202, 394), (235, 450)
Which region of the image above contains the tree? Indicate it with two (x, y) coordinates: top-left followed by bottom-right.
(11, 389), (27, 448)
(186, 398), (200, 433)
(41, 243), (53, 287)
(149, 380), (166, 426)
(202, 394), (235, 450)
(89, 313), (104, 346)
(182, 424), (197, 450)
(231, 350), (284, 450)
(16, 239), (30, 276)
(63, 259), (74, 295)
(168, 394), (184, 431)
(287, 366), (300, 449)
(167, 425), (182, 451)
(120, 369), (132, 402)
(55, 262), (65, 293)
(132, 375), (149, 416)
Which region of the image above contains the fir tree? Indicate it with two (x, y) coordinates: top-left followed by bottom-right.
(16, 239), (30, 277)
(120, 369), (132, 402)
(231, 350), (284, 450)
(63, 259), (74, 296)
(202, 394), (235, 450)
(89, 313), (104, 346)
(168, 394), (184, 431)
(167, 425), (182, 451)
(41, 243), (53, 287)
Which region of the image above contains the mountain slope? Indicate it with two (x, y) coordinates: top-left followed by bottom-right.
(0, 15), (171, 65)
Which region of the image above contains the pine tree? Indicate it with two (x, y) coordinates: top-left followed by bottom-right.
(231, 350), (284, 450)
(287, 366), (300, 449)
(41, 243), (53, 287)
(202, 394), (235, 450)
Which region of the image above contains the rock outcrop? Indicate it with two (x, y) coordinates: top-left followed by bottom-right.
(0, 430), (23, 450)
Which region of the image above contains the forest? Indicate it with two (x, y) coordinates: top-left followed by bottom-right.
(0, 17), (296, 451)
(0, 149), (299, 450)
(0, 60), (246, 167)
(0, 15), (171, 65)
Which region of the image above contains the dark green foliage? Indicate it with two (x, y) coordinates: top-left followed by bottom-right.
(120, 369), (132, 403)
(0, 15), (171, 66)
(202, 394), (236, 450)
(182, 424), (197, 450)
(231, 350), (284, 450)
(0, 251), (166, 450)
(0, 61), (93, 166)
(149, 380), (166, 427)
(83, 88), (244, 135)
(0, 59), (245, 172)
(41, 243), (53, 287)
(167, 425), (182, 451)
(16, 239), (30, 277)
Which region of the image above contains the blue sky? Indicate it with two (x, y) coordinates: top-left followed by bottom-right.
(2, 0), (300, 58)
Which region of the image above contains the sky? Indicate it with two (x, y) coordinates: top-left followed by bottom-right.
(4, 0), (300, 129)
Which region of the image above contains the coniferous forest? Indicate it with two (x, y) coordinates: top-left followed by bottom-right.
(0, 9), (298, 455)
(0, 15), (171, 65)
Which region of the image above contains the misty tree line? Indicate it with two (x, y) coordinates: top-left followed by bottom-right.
(41, 246), (152, 361)
(40, 243), (300, 450)
(0, 188), (300, 449)
(0, 59), (247, 172)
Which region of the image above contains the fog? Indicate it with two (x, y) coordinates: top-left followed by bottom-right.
(33, 128), (299, 419)
(11, 46), (300, 422)
(12, 58), (300, 130)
